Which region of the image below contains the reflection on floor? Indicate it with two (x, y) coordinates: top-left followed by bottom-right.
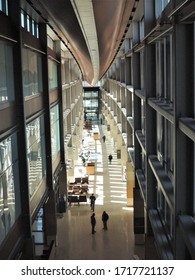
(54, 125), (145, 260)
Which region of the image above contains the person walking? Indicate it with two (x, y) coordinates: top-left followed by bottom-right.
(89, 193), (96, 211)
(102, 211), (109, 230)
(108, 154), (113, 164)
(91, 213), (96, 234)
(102, 135), (106, 142)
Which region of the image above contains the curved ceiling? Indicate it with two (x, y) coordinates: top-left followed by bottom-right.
(30, 0), (135, 85)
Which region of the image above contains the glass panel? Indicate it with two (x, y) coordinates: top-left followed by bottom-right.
(155, 0), (170, 19)
(0, 42), (15, 103)
(32, 20), (35, 36)
(5, 0), (8, 15)
(0, 0), (8, 15)
(48, 59), (58, 90)
(47, 36), (54, 50)
(26, 116), (46, 197)
(5, 45), (15, 101)
(140, 51), (144, 89)
(139, 17), (144, 41)
(36, 24), (39, 38)
(32, 208), (45, 244)
(22, 48), (43, 97)
(0, 134), (21, 245)
(50, 105), (60, 167)
(27, 15), (30, 32)
(83, 90), (100, 123)
(141, 99), (145, 133)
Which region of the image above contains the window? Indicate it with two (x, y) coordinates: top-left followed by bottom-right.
(140, 51), (144, 89)
(32, 208), (45, 244)
(36, 24), (39, 39)
(83, 90), (100, 124)
(155, 0), (170, 19)
(157, 187), (173, 242)
(47, 36), (54, 50)
(0, 0), (8, 15)
(20, 9), (39, 38)
(22, 48), (43, 97)
(141, 99), (145, 134)
(156, 35), (172, 102)
(0, 42), (15, 103)
(26, 115), (46, 197)
(48, 59), (58, 90)
(21, 10), (25, 28)
(141, 153), (146, 173)
(27, 15), (30, 32)
(157, 114), (164, 163)
(50, 105), (60, 168)
(32, 20), (35, 36)
(139, 17), (144, 41)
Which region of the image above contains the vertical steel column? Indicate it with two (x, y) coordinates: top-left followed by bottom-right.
(144, 44), (158, 259)
(172, 22), (194, 259)
(39, 23), (57, 244)
(132, 51), (145, 244)
(9, 0), (34, 259)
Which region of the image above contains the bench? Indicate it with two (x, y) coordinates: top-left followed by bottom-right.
(68, 195), (87, 206)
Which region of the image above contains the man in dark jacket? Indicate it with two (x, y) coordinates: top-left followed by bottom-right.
(89, 193), (96, 211)
(108, 154), (113, 164)
(91, 213), (96, 234)
(102, 211), (109, 230)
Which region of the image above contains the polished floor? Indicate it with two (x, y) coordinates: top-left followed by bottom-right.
(53, 125), (145, 260)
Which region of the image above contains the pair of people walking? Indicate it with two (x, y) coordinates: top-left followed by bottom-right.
(90, 211), (109, 234)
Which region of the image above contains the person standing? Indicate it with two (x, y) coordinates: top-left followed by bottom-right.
(102, 211), (109, 230)
(102, 135), (106, 142)
(89, 193), (96, 211)
(91, 213), (96, 234)
(108, 154), (113, 164)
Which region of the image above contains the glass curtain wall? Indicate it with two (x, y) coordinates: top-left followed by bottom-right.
(0, 134), (20, 245)
(83, 90), (99, 124)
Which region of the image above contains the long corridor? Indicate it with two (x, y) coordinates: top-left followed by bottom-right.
(54, 125), (145, 260)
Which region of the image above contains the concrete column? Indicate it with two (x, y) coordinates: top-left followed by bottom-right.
(67, 166), (74, 179)
(121, 145), (127, 165)
(58, 164), (67, 197)
(126, 162), (134, 206)
(116, 133), (123, 149)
